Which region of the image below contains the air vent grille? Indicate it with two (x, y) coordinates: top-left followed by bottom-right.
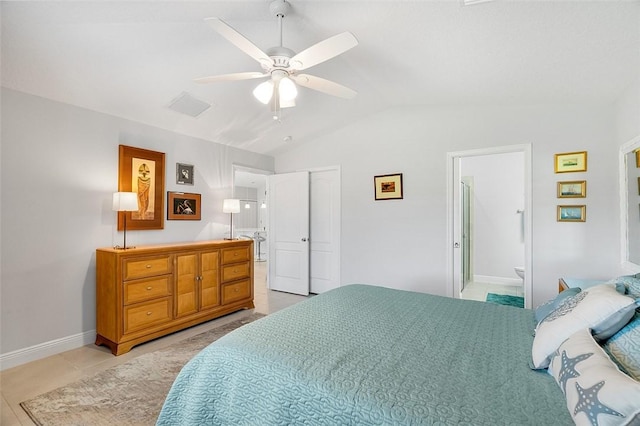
(167, 92), (211, 118)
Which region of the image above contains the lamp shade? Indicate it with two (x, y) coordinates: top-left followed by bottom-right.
(112, 192), (138, 212)
(222, 199), (241, 214)
(253, 81), (274, 105)
(278, 77), (297, 102)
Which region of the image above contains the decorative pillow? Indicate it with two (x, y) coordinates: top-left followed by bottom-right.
(531, 284), (637, 369)
(534, 287), (582, 324)
(603, 312), (640, 382)
(608, 275), (640, 300)
(549, 329), (640, 426)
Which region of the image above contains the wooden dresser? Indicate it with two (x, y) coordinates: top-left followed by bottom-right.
(95, 239), (254, 355)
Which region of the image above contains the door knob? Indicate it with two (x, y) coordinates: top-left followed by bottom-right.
(301, 238), (308, 242)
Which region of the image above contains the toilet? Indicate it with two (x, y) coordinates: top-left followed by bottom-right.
(514, 266), (525, 279)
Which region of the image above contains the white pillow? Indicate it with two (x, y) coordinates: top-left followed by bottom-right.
(531, 284), (637, 369)
(549, 329), (640, 426)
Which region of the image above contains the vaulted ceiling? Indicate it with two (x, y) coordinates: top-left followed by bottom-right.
(2, 1), (639, 154)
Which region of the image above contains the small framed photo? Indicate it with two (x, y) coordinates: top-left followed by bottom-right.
(374, 173), (403, 200)
(176, 163), (194, 185)
(167, 192), (201, 220)
(557, 205), (586, 222)
(554, 151), (587, 173)
(557, 180), (586, 198)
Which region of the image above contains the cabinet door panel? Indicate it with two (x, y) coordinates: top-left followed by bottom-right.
(200, 251), (220, 310)
(175, 253), (198, 317)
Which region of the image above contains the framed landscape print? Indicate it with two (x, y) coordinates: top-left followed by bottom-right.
(118, 145), (165, 230)
(554, 151), (587, 173)
(167, 192), (201, 220)
(557, 205), (586, 222)
(557, 180), (586, 198)
(374, 173), (403, 200)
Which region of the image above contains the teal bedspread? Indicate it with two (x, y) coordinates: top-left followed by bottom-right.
(157, 284), (571, 425)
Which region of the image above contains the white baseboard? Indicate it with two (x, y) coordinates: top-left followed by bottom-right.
(0, 329), (95, 371)
(473, 274), (522, 286)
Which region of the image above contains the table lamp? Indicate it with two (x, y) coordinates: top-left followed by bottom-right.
(113, 192), (138, 249)
(223, 199), (241, 240)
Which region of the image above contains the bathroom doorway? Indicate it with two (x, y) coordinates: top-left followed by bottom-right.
(447, 145), (532, 309)
(233, 165), (271, 265)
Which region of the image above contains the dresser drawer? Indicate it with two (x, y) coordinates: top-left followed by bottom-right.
(221, 247), (250, 264)
(124, 276), (171, 305)
(222, 279), (251, 304)
(123, 297), (172, 334)
(222, 262), (250, 282)
(123, 255), (172, 280)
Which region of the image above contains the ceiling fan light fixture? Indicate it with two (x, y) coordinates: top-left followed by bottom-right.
(278, 76), (297, 102)
(253, 80), (273, 104)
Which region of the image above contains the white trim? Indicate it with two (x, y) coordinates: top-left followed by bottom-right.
(0, 329), (95, 371)
(619, 134), (640, 272)
(473, 275), (523, 286)
(446, 144), (533, 309)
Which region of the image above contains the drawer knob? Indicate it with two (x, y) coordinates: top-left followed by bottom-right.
(234, 288), (239, 292)
(146, 311), (152, 316)
(146, 264), (152, 269)
(146, 286), (152, 291)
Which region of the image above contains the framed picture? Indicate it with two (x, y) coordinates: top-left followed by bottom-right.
(176, 163), (194, 185)
(557, 205), (586, 222)
(557, 180), (586, 198)
(374, 173), (403, 200)
(636, 150), (640, 168)
(167, 192), (201, 220)
(554, 151), (587, 173)
(118, 145), (165, 230)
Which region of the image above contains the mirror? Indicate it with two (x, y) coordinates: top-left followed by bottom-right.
(237, 200), (258, 229)
(620, 134), (640, 269)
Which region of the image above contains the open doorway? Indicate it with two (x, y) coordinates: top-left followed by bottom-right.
(233, 165), (271, 266)
(447, 145), (532, 309)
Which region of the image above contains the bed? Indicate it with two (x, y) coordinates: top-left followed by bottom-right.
(158, 284), (579, 425)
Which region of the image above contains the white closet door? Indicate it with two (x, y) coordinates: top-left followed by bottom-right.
(267, 171), (310, 295)
(310, 168), (341, 294)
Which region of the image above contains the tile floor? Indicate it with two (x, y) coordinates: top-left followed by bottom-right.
(460, 281), (524, 302)
(0, 262), (307, 426)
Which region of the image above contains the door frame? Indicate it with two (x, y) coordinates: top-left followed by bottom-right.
(445, 144), (532, 309)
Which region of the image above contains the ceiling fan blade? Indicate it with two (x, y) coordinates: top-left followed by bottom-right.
(291, 74), (357, 99)
(194, 72), (268, 84)
(289, 32), (358, 71)
(205, 18), (271, 65)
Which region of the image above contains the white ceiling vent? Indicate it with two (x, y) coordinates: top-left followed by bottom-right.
(167, 92), (212, 118)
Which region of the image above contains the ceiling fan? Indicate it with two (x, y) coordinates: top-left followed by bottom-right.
(195, 0), (358, 119)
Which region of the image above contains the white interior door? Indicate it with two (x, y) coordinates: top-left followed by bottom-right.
(310, 168), (341, 294)
(268, 171), (310, 295)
